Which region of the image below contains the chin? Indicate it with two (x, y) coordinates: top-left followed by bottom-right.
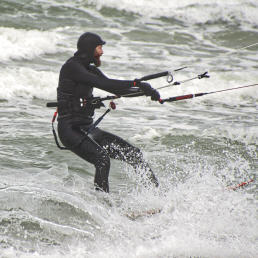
(94, 56), (101, 67)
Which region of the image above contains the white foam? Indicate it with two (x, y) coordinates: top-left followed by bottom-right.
(0, 27), (65, 62)
(0, 67), (58, 100)
(89, 0), (258, 26)
(131, 126), (161, 141)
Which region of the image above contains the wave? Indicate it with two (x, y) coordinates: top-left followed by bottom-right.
(0, 67), (58, 100)
(1, 162), (256, 257)
(89, 0), (258, 27)
(5, 0), (256, 29)
(0, 27), (66, 62)
(0, 65), (257, 105)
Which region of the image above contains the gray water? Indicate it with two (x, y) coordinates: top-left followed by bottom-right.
(0, 0), (257, 257)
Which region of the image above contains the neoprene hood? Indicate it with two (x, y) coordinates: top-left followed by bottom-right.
(75, 32), (106, 63)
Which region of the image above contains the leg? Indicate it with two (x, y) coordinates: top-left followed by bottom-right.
(58, 121), (110, 192)
(90, 128), (159, 187)
(72, 136), (111, 192)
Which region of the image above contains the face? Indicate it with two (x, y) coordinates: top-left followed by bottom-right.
(94, 45), (103, 67)
(94, 45), (103, 57)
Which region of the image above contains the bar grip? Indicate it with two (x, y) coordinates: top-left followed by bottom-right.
(138, 71), (169, 81)
(46, 102), (58, 107)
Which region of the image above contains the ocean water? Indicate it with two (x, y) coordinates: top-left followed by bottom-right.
(0, 0), (257, 257)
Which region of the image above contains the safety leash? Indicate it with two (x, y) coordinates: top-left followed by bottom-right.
(51, 109), (67, 150)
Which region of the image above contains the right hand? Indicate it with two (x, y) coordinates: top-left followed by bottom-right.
(138, 82), (160, 101)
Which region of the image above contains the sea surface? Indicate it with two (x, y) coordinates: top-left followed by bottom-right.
(0, 0), (257, 257)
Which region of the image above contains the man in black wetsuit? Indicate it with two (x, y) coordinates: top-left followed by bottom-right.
(57, 32), (160, 192)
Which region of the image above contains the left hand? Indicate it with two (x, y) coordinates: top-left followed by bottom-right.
(138, 82), (160, 101)
(150, 88), (160, 101)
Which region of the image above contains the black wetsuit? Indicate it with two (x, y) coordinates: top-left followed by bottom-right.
(57, 32), (159, 192)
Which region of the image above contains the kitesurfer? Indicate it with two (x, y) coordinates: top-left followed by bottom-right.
(57, 32), (160, 192)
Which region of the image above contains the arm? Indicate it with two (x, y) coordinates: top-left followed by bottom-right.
(66, 61), (141, 96)
(63, 60), (160, 100)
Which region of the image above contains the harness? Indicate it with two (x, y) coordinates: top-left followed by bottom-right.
(48, 97), (116, 150)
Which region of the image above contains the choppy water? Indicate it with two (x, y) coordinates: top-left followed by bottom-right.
(0, 0), (257, 257)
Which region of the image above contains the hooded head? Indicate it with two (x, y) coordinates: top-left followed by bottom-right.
(74, 32), (106, 66)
